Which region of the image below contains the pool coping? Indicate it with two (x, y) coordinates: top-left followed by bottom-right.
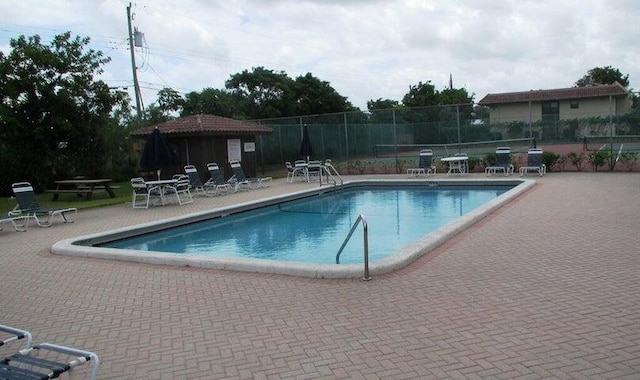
(51, 178), (536, 279)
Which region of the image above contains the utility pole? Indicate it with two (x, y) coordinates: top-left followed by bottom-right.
(127, 2), (143, 124)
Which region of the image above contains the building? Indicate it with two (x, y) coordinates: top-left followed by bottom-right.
(131, 114), (273, 180)
(478, 82), (632, 124)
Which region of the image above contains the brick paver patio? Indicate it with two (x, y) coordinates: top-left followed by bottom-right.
(1, 173), (639, 379)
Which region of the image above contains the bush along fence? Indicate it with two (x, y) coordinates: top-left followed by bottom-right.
(321, 148), (638, 175)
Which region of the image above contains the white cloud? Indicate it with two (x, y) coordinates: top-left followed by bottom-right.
(1, 0), (638, 110)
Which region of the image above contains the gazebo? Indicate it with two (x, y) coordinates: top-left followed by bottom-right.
(130, 114), (273, 180)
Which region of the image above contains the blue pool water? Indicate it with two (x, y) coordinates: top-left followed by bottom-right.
(102, 185), (510, 264)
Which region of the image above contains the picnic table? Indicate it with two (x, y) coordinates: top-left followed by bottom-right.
(48, 179), (116, 201)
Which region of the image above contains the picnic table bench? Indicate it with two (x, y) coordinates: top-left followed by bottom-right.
(47, 179), (117, 201)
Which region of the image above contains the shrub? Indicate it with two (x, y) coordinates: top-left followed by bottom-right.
(484, 153), (496, 167)
(542, 151), (560, 172)
(467, 156), (482, 172)
(588, 150), (610, 171)
(567, 152), (585, 171)
(554, 154), (568, 171)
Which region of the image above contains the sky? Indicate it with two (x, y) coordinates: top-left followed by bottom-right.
(1, 0), (639, 112)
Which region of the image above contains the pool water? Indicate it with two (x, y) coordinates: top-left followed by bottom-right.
(103, 186), (509, 264)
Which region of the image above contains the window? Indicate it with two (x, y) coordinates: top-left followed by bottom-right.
(541, 101), (559, 121)
(570, 100), (579, 109)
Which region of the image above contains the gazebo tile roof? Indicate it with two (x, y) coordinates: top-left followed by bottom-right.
(130, 114), (273, 136)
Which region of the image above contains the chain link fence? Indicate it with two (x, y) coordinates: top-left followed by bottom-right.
(253, 105), (640, 169)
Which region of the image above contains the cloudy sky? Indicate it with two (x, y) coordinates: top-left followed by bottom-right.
(1, 0), (638, 111)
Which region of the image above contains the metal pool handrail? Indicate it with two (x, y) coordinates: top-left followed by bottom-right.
(335, 214), (371, 281)
(320, 161), (343, 186)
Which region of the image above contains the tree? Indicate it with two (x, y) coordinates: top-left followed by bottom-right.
(293, 73), (355, 115)
(575, 66), (630, 87)
(225, 66), (297, 119)
(0, 32), (125, 193)
(367, 98), (400, 111)
(156, 87), (184, 117)
(182, 88), (237, 118)
(224, 67), (355, 119)
(402, 81), (438, 107)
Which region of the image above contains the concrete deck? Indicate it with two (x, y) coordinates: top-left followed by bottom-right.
(1, 173), (639, 379)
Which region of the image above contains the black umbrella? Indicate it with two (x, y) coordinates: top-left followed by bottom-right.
(299, 124), (313, 161)
(140, 127), (179, 179)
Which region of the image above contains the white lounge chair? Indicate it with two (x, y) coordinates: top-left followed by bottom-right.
(10, 182), (77, 227)
(229, 161), (272, 191)
(407, 149), (436, 177)
(519, 148), (546, 176)
(0, 215), (28, 232)
(0, 324), (100, 380)
(485, 147), (514, 176)
(206, 163), (233, 195)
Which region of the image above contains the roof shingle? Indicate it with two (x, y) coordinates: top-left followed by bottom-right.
(130, 114), (273, 137)
(478, 82), (629, 105)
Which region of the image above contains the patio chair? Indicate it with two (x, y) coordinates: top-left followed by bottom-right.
(205, 163), (233, 195)
(131, 177), (161, 209)
(285, 161), (307, 183)
(10, 182), (77, 227)
(0, 324), (100, 380)
(519, 148), (546, 176)
(165, 175), (194, 205)
(485, 147), (514, 176)
(229, 161), (272, 191)
(407, 149), (436, 177)
(306, 160), (322, 181)
(0, 215), (28, 232)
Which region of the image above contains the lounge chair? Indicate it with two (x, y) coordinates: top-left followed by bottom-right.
(165, 174), (194, 205)
(0, 324), (100, 380)
(205, 163), (233, 195)
(485, 147), (514, 176)
(407, 149), (436, 177)
(229, 161), (272, 191)
(131, 177), (161, 209)
(519, 148), (546, 176)
(184, 165), (209, 196)
(10, 182), (77, 227)
(0, 215), (28, 232)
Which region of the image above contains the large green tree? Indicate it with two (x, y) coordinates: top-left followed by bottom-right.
(575, 66), (630, 87)
(0, 32), (124, 192)
(223, 67), (355, 119)
(293, 73), (355, 115)
(181, 87), (237, 118)
(402, 81), (439, 107)
(225, 66), (297, 119)
(367, 98), (400, 111)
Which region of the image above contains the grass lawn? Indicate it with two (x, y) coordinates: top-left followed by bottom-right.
(1, 181), (133, 215)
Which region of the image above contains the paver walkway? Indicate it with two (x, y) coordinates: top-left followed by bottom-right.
(1, 173), (639, 379)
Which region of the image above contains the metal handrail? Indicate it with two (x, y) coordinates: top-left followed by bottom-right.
(320, 161), (343, 186)
(335, 214), (371, 281)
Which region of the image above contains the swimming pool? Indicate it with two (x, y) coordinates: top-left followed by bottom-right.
(101, 186), (508, 264)
(52, 178), (535, 278)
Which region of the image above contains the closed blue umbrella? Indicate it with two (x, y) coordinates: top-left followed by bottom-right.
(140, 127), (179, 179)
(299, 124), (313, 161)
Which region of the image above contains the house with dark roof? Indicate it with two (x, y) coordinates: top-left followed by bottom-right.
(478, 82), (632, 124)
(131, 114), (273, 179)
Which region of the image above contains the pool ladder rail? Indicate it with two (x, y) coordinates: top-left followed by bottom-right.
(319, 160), (343, 186)
(335, 214), (371, 281)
